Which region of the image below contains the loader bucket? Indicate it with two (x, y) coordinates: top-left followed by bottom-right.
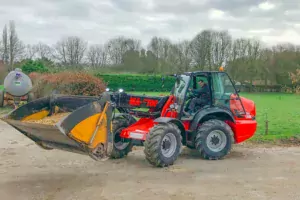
(0, 93), (113, 160)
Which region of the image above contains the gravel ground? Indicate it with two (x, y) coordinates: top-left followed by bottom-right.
(0, 120), (300, 200)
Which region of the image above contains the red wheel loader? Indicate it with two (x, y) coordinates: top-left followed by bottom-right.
(0, 71), (257, 167)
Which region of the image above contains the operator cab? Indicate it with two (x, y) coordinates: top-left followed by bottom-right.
(171, 71), (246, 120)
(183, 74), (210, 116)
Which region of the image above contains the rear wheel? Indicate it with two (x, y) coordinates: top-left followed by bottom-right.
(0, 90), (4, 107)
(195, 119), (234, 160)
(110, 117), (134, 159)
(144, 123), (182, 167)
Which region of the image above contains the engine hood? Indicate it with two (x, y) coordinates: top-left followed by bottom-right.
(239, 96), (256, 117)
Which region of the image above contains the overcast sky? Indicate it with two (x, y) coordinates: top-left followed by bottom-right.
(1, 0), (300, 47)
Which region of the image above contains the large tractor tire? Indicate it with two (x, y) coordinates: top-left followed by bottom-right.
(144, 123), (182, 167)
(110, 117), (134, 159)
(0, 90), (4, 108)
(195, 119), (234, 160)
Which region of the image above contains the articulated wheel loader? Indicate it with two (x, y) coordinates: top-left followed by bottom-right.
(1, 71), (257, 167)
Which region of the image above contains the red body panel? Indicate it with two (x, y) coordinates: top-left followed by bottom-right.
(229, 94), (257, 143)
(121, 93), (257, 144)
(240, 96), (256, 117)
(226, 120), (257, 143)
(129, 97), (159, 107)
(182, 120), (191, 131)
(120, 95), (179, 140)
(120, 118), (156, 140)
(161, 95), (178, 118)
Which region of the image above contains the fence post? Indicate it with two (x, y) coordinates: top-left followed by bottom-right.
(265, 113), (269, 135)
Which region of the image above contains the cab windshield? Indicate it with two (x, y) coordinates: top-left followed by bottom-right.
(172, 75), (190, 113)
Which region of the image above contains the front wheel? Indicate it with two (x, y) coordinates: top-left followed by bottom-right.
(109, 117), (134, 159)
(144, 123), (182, 167)
(195, 119), (234, 160)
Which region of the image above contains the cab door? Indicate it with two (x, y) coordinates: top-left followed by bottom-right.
(211, 72), (256, 143)
(211, 72), (245, 116)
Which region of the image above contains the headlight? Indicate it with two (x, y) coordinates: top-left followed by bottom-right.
(174, 104), (179, 110)
(169, 103), (178, 110)
(105, 88), (110, 92)
(119, 88), (124, 93)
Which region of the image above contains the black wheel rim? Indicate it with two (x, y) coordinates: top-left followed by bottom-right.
(114, 127), (130, 150)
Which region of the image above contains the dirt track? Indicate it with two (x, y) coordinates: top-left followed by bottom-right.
(1, 120), (300, 200)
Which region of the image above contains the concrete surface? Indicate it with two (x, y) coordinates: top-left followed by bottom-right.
(0, 120), (300, 200)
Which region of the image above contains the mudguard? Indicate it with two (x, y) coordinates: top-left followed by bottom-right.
(190, 106), (235, 131)
(154, 117), (186, 144)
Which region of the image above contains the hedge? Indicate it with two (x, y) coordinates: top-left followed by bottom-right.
(238, 84), (296, 93)
(94, 73), (176, 92)
(94, 73), (296, 93)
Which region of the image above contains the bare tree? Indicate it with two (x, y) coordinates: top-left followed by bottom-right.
(147, 37), (172, 60)
(257, 48), (274, 86)
(0, 40), (2, 61)
(54, 36), (87, 65)
(177, 40), (193, 72)
(87, 44), (108, 68)
(123, 38), (141, 51)
(247, 39), (262, 87)
(226, 38), (251, 82)
(24, 44), (38, 59)
(210, 31), (232, 70)
(2, 25), (9, 64)
(190, 30), (214, 70)
(8, 20), (25, 69)
(106, 36), (141, 65)
(35, 42), (53, 60)
(166, 40), (192, 73)
(147, 37), (172, 72)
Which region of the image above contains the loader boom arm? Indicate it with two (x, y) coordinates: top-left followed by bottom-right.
(109, 92), (170, 118)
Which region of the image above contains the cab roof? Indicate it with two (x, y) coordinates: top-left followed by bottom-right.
(183, 71), (227, 76)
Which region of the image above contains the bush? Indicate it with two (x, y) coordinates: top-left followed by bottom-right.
(29, 71), (107, 98)
(0, 64), (8, 85)
(21, 59), (49, 74)
(94, 73), (176, 92)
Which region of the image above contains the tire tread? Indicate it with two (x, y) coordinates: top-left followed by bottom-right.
(195, 119), (234, 160)
(110, 117), (133, 159)
(144, 123), (182, 167)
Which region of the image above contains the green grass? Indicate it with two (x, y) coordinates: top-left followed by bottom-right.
(0, 85), (9, 116)
(130, 91), (300, 142)
(241, 93), (300, 142)
(0, 107), (12, 116)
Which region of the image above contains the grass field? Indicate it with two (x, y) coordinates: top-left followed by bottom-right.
(240, 93), (300, 142)
(1, 91), (300, 143)
(0, 85), (3, 91)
